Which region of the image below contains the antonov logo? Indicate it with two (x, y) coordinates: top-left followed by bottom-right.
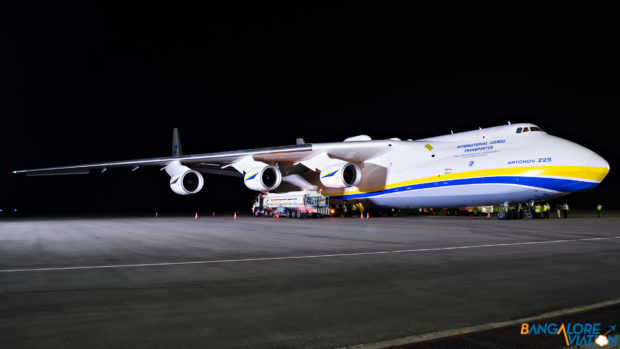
(245, 172), (258, 181)
(520, 322), (617, 347)
(321, 170), (338, 178)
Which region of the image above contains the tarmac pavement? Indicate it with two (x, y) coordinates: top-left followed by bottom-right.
(1, 214), (619, 348)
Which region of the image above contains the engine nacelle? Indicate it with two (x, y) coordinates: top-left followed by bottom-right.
(244, 165), (282, 191)
(169, 168), (204, 195)
(320, 163), (361, 188)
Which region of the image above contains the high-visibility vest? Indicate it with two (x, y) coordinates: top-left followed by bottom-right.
(597, 204), (602, 211)
(535, 205), (541, 213)
(563, 204), (569, 210)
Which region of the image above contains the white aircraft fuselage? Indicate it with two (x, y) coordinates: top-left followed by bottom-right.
(320, 123), (609, 207)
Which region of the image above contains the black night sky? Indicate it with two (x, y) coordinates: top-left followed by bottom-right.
(1, 4), (618, 213)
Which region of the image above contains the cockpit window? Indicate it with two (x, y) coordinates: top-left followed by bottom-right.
(516, 126), (543, 134)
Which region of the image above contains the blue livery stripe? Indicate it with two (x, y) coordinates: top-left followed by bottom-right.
(330, 176), (599, 200)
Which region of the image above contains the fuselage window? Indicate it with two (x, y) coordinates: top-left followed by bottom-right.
(523, 127), (530, 132)
(516, 127), (523, 133)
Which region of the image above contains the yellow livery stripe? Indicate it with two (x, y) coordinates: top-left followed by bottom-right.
(325, 166), (609, 197)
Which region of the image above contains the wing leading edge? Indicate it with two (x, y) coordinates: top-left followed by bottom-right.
(12, 144), (315, 176)
(13, 130), (392, 177)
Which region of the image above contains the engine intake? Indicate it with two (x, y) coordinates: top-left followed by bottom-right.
(320, 163), (361, 188)
(244, 165), (282, 191)
(169, 169), (204, 195)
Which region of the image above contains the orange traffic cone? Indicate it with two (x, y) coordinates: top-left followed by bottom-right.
(275, 211), (279, 219)
(366, 212), (370, 220)
(233, 212), (237, 220)
(360, 212), (364, 220)
(212, 211), (215, 217)
(155, 211), (158, 218)
(487, 212), (491, 218)
(194, 212), (198, 220)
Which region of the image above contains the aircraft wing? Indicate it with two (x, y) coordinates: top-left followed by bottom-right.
(12, 141), (390, 176)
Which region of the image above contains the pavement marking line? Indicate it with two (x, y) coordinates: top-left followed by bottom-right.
(1, 236), (619, 273)
(314, 220), (620, 236)
(340, 297), (620, 349)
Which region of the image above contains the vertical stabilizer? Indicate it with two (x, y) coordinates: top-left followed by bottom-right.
(172, 128), (183, 156)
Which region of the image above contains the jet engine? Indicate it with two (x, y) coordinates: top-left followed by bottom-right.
(320, 163), (361, 188)
(169, 168), (204, 195)
(244, 165), (282, 191)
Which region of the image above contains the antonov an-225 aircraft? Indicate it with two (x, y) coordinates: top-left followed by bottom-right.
(14, 123), (609, 218)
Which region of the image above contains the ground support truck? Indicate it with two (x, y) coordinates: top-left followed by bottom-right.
(252, 191), (330, 218)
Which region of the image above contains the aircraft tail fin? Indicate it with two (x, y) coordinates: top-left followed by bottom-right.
(172, 128), (183, 156)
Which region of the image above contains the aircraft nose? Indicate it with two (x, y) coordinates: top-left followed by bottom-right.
(588, 151), (610, 171)
(586, 149), (610, 184)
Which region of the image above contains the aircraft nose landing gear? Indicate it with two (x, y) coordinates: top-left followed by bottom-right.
(497, 202), (525, 220)
(497, 211), (508, 220)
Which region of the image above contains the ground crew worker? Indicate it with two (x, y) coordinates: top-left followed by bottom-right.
(562, 203), (570, 218)
(596, 203), (602, 218)
(518, 204), (525, 219)
(556, 204), (562, 219)
(543, 202), (550, 219)
(534, 204), (542, 219)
